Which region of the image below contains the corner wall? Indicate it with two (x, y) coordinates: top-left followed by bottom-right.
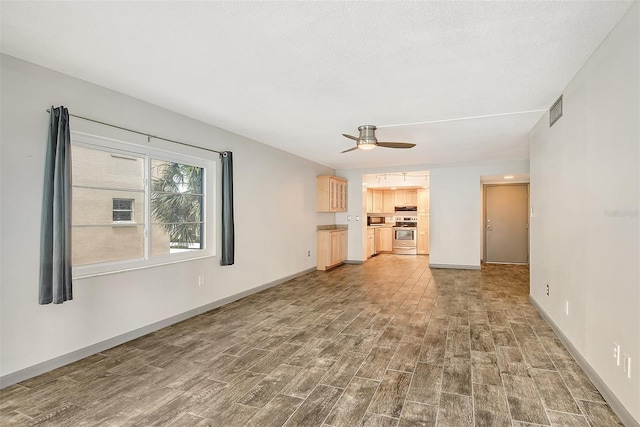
(0, 55), (334, 383)
(529, 3), (639, 422)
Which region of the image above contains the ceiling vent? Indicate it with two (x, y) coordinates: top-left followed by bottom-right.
(549, 95), (563, 127)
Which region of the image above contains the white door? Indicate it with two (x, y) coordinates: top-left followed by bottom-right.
(485, 184), (529, 263)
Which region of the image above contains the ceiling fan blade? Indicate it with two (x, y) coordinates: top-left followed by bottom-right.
(342, 133), (359, 141)
(340, 146), (359, 153)
(377, 142), (416, 149)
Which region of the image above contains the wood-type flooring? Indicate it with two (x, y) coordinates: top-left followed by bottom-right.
(0, 255), (624, 426)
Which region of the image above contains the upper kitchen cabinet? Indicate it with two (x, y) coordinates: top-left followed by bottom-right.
(317, 176), (348, 212)
(368, 189), (394, 213)
(394, 189), (417, 207)
(417, 188), (430, 212)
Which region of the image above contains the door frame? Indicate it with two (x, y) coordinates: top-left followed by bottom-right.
(482, 183), (530, 264)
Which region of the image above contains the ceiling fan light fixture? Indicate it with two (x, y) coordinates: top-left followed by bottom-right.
(340, 124), (415, 153)
(358, 142), (376, 150)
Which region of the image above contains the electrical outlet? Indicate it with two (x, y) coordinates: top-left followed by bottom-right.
(623, 353), (631, 378)
(546, 284), (550, 296)
(307, 250), (311, 257)
(198, 275), (205, 287)
(347, 215), (352, 221)
(613, 342), (620, 366)
(564, 300), (569, 316)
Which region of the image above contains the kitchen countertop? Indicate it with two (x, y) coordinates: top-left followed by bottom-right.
(317, 224), (348, 231)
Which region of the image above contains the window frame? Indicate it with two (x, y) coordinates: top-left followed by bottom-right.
(71, 131), (216, 278)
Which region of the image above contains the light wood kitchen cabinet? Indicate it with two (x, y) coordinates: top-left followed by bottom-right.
(374, 227), (393, 253)
(366, 189), (374, 213)
(394, 188), (417, 207)
(317, 176), (348, 212)
(317, 229), (347, 270)
(367, 229), (375, 258)
(367, 189), (394, 213)
(417, 188), (430, 212)
(417, 212), (429, 255)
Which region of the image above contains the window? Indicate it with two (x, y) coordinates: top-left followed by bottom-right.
(113, 198), (134, 222)
(71, 132), (215, 276)
(150, 160), (204, 255)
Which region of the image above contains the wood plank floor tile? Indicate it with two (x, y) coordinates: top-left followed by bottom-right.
(502, 374), (550, 425)
(248, 343), (301, 375)
(437, 392), (473, 427)
(496, 346), (530, 377)
(470, 324), (495, 353)
(237, 364), (302, 408)
(27, 403), (86, 427)
(559, 368), (605, 403)
(248, 394), (303, 427)
(136, 395), (200, 427)
(321, 351), (368, 388)
(106, 386), (184, 425)
(367, 370), (412, 418)
(519, 341), (556, 370)
(397, 401), (437, 427)
(325, 377), (379, 427)
(388, 342), (421, 373)
(361, 413), (400, 426)
(531, 368), (580, 414)
(576, 400), (624, 426)
(490, 326), (518, 347)
(212, 403), (260, 427)
(377, 327), (405, 349)
(473, 409), (512, 427)
(0, 412), (33, 426)
(473, 383), (509, 414)
(282, 384), (342, 427)
(165, 413), (215, 427)
(441, 357), (472, 396)
(418, 336), (446, 365)
(546, 410), (590, 426)
(406, 362), (442, 405)
(356, 347), (396, 380)
(189, 371), (266, 419)
(282, 358), (335, 399)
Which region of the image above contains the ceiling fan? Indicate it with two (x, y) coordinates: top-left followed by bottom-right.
(341, 125), (416, 153)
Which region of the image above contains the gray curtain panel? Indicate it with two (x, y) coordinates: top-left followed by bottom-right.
(220, 151), (235, 266)
(39, 106), (73, 304)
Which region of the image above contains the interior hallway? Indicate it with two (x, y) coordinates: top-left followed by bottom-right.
(0, 255), (623, 426)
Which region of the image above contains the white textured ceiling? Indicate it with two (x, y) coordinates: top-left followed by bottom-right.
(1, 1), (633, 170)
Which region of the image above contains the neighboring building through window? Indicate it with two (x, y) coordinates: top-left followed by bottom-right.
(112, 198), (134, 222)
(70, 132), (214, 276)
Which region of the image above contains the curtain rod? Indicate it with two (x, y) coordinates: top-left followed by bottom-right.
(46, 109), (225, 156)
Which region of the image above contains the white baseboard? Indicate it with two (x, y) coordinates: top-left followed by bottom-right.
(429, 263), (481, 270)
(529, 295), (639, 427)
(0, 267), (316, 389)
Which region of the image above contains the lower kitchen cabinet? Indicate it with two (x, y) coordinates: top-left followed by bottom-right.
(374, 227), (393, 253)
(367, 229), (375, 258)
(317, 229), (347, 270)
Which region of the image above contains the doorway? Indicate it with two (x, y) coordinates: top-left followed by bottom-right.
(484, 184), (529, 264)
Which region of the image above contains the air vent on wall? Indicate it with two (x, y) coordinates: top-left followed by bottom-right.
(549, 95), (563, 127)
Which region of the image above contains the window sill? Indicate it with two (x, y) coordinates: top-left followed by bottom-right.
(73, 253), (217, 280)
